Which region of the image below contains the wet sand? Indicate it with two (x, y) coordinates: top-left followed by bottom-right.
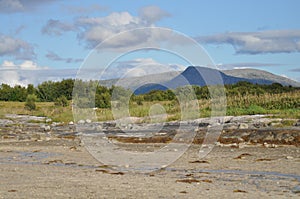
(1, 138), (300, 198)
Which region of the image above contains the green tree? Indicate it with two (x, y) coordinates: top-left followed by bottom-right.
(27, 84), (35, 95)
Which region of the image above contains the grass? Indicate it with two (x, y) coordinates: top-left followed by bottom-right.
(0, 90), (299, 123)
(0, 101), (73, 123)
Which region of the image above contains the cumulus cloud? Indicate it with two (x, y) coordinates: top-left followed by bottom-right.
(41, 6), (174, 50)
(103, 58), (185, 80)
(139, 5), (170, 24)
(76, 12), (147, 48)
(0, 34), (35, 59)
(197, 30), (300, 54)
(0, 60), (48, 86)
(0, 0), (57, 13)
(46, 51), (83, 63)
(0, 60), (77, 86)
(42, 19), (77, 36)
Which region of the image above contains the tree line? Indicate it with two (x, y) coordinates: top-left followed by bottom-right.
(0, 79), (299, 109)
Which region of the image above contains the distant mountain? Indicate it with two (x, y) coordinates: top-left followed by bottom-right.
(134, 66), (275, 94)
(223, 68), (300, 87)
(99, 66), (300, 94)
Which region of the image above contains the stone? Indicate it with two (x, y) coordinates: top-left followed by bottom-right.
(224, 124), (238, 130)
(69, 121), (74, 125)
(31, 134), (41, 141)
(292, 186), (300, 194)
(44, 125), (51, 131)
(286, 156), (293, 160)
(46, 118), (52, 123)
(269, 122), (281, 127)
(86, 119), (92, 124)
(78, 120), (85, 124)
(238, 123), (248, 129)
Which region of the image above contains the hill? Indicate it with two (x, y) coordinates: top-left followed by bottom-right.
(134, 66), (274, 94)
(99, 67), (300, 93)
(223, 68), (300, 87)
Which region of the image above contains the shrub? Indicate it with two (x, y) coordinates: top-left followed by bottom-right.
(25, 94), (38, 110)
(54, 95), (69, 107)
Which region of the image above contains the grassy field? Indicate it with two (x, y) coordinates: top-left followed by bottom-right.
(0, 90), (299, 123)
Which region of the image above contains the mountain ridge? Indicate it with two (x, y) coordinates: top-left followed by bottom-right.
(99, 66), (300, 94)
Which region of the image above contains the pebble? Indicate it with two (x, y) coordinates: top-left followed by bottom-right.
(292, 186), (300, 194)
(286, 156), (293, 160)
(78, 120), (85, 124)
(45, 118), (52, 123)
(44, 125), (51, 131)
(238, 123), (249, 129)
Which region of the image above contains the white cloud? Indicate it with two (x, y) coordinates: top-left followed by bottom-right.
(0, 60), (48, 86)
(139, 5), (170, 24)
(0, 34), (35, 59)
(103, 58), (185, 80)
(217, 62), (282, 70)
(0, 0), (57, 13)
(42, 19), (77, 36)
(76, 12), (147, 48)
(42, 7), (175, 50)
(20, 60), (47, 70)
(197, 30), (300, 54)
(0, 0), (23, 13)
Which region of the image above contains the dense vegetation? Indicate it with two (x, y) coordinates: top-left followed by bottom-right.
(0, 79), (299, 122)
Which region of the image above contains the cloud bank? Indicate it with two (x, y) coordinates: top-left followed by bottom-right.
(0, 60), (77, 86)
(197, 30), (300, 54)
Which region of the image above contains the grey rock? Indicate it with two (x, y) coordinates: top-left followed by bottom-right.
(238, 123), (249, 129)
(46, 118), (52, 123)
(44, 125), (51, 131)
(223, 124), (238, 130)
(292, 185), (300, 194)
(269, 122), (281, 127)
(78, 120), (85, 124)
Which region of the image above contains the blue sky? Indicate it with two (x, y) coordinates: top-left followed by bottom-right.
(0, 0), (300, 85)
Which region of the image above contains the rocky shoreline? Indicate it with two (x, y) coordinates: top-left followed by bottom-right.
(1, 114), (300, 198)
(0, 114), (299, 146)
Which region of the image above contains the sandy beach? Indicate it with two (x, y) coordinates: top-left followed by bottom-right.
(1, 132), (300, 198)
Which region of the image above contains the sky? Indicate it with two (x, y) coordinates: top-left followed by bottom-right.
(0, 0), (300, 86)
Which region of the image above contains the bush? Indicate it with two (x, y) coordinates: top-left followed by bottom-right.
(25, 94), (38, 110)
(54, 95), (69, 107)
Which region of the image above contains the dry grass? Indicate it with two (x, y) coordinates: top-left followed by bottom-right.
(0, 101), (73, 123)
(0, 90), (299, 122)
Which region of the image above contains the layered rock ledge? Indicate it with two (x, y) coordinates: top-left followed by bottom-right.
(0, 114), (299, 146)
